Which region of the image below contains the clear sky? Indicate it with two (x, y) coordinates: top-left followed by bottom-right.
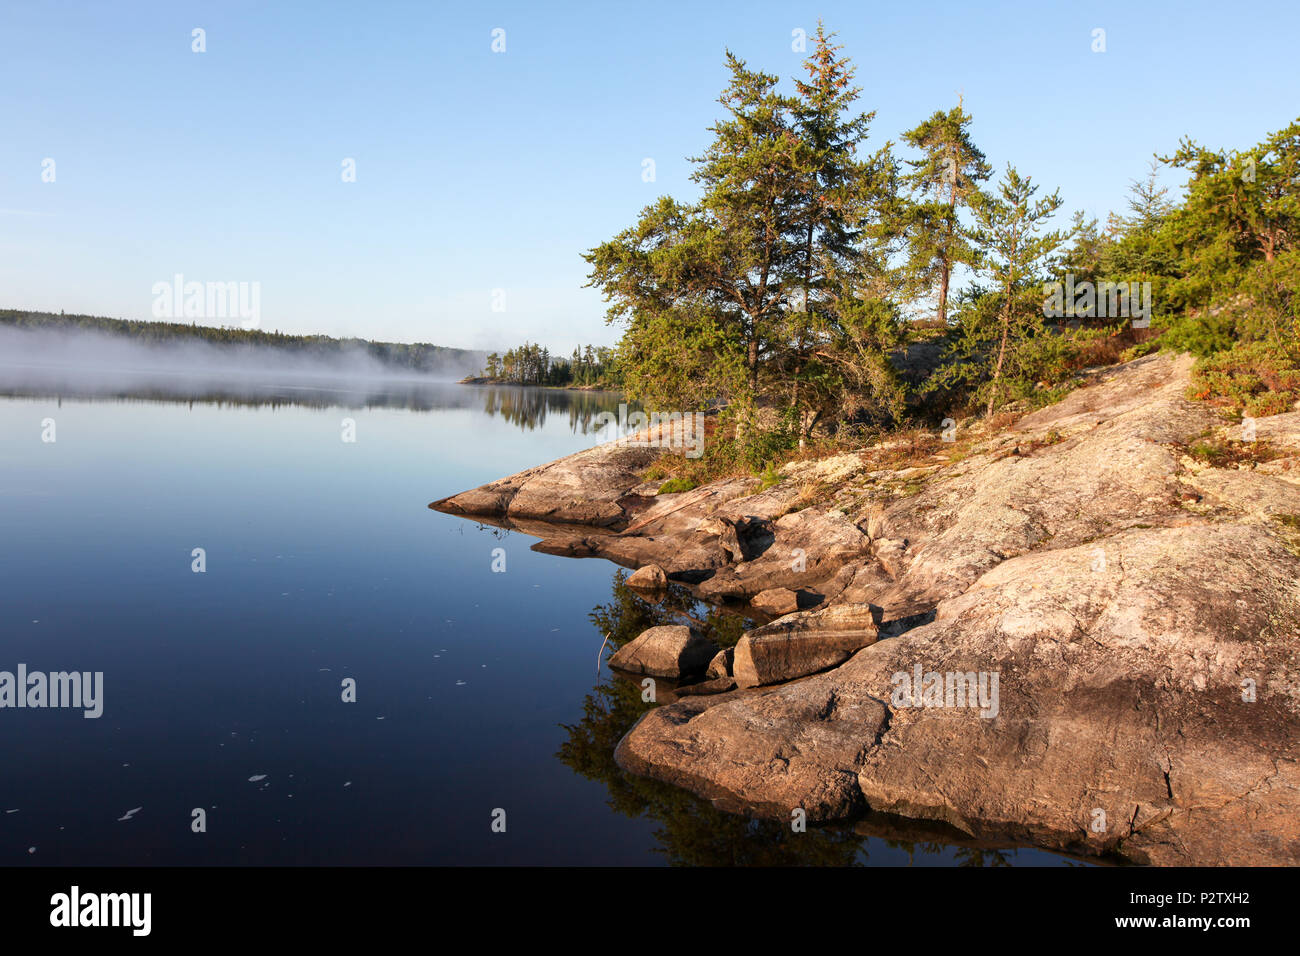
(3, 0), (1297, 352)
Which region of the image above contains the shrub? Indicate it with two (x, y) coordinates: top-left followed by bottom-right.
(756, 461), (783, 491)
(1189, 340), (1300, 414)
(657, 476), (698, 495)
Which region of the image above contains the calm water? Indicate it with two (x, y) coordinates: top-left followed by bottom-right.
(0, 378), (1081, 866)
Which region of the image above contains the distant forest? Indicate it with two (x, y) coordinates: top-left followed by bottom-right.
(0, 309), (483, 375)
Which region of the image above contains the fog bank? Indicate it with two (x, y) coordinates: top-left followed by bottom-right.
(0, 326), (485, 401)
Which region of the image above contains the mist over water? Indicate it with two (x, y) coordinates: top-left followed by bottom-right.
(0, 326), (486, 404)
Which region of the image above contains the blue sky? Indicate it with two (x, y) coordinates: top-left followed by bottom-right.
(3, 0), (1297, 352)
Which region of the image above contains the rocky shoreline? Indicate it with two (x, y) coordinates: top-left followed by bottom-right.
(431, 353), (1300, 865)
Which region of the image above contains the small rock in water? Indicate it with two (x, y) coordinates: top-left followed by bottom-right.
(609, 625), (718, 678)
(248, 774), (268, 782)
(627, 564), (669, 590)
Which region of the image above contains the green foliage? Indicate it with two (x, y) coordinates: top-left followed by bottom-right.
(756, 461), (783, 490)
(709, 416), (801, 474)
(656, 476), (698, 495)
(1159, 119), (1300, 313)
(898, 103), (992, 324)
(927, 166), (1069, 415)
(585, 24), (902, 446)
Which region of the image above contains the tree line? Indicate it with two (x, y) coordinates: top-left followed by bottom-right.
(582, 22), (1300, 462)
(0, 309), (481, 376)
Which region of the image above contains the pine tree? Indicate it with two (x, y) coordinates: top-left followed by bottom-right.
(785, 22), (897, 440)
(970, 165), (1068, 415)
(900, 103), (991, 324)
(1160, 119), (1300, 310)
(585, 52), (806, 413)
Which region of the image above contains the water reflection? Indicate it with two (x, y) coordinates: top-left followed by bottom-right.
(0, 374), (631, 436)
(475, 385), (631, 436)
(558, 570), (1101, 866)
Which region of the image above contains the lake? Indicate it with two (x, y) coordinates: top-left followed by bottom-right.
(0, 377), (1080, 866)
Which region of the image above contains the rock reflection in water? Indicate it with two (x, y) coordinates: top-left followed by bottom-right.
(557, 570), (1098, 867)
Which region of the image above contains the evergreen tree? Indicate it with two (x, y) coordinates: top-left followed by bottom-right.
(1159, 119), (1300, 312)
(899, 103), (991, 324)
(784, 22), (899, 440)
(585, 52), (807, 415)
(973, 166), (1068, 414)
(930, 166), (1068, 415)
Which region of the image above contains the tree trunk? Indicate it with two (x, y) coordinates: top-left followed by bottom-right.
(987, 269), (1016, 418)
(796, 220), (814, 450)
(938, 157), (960, 325)
(748, 335), (759, 393)
(937, 262), (950, 326)
(987, 304), (1011, 418)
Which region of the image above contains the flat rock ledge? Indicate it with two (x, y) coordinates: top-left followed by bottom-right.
(433, 353), (1300, 865)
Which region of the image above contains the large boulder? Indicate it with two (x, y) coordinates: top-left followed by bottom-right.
(733, 604), (881, 688)
(608, 625), (719, 678)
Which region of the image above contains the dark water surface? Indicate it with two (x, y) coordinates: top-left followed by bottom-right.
(0, 380), (1082, 866)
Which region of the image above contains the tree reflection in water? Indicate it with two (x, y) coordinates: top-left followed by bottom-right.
(478, 385), (629, 436)
(0, 380), (631, 436)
